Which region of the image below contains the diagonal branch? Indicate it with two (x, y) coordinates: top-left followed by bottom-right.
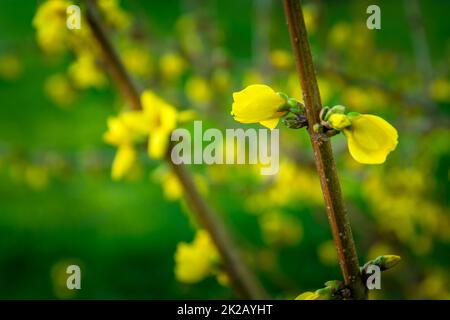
(283, 0), (367, 299)
(85, 0), (267, 300)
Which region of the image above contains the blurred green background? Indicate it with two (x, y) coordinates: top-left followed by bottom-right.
(0, 0), (449, 299)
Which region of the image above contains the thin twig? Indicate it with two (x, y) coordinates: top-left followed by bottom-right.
(283, 0), (367, 299)
(85, 0), (267, 300)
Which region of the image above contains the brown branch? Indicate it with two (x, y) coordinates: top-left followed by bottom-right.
(283, 0), (367, 299)
(85, 0), (267, 300)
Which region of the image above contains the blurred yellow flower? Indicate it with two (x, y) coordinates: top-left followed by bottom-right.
(32, 0), (70, 54)
(160, 52), (186, 81)
(174, 230), (220, 284)
(44, 74), (76, 107)
(103, 115), (138, 146)
(104, 115), (141, 180)
(212, 69), (232, 92)
(25, 165), (49, 191)
(260, 211), (303, 246)
(429, 78), (450, 103)
(270, 50), (292, 70)
(153, 169), (184, 201)
(329, 113), (398, 164)
(0, 54), (23, 81)
(69, 52), (107, 89)
(231, 84), (287, 129)
(98, 0), (132, 31)
(328, 22), (351, 48)
(112, 144), (137, 180)
(185, 76), (212, 106)
(122, 47), (153, 78)
(317, 240), (338, 266)
(140, 90), (178, 159)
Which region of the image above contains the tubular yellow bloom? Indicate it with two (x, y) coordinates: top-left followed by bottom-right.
(174, 230), (219, 284)
(111, 144), (137, 180)
(231, 84), (287, 129)
(329, 113), (398, 164)
(344, 114), (398, 164)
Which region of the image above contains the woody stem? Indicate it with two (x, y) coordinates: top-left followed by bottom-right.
(85, 0), (267, 300)
(283, 0), (367, 299)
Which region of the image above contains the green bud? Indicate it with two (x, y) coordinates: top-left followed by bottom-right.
(277, 92), (289, 101)
(287, 98), (304, 113)
(382, 255), (401, 270)
(324, 280), (342, 292)
(315, 287), (332, 300)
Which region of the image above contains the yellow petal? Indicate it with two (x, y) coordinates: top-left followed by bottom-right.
(231, 84), (286, 124)
(259, 118), (280, 130)
(120, 110), (150, 135)
(344, 114), (398, 164)
(148, 129), (170, 159)
(103, 116), (133, 146)
(111, 145), (136, 180)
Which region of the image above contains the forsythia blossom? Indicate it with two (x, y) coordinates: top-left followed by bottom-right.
(32, 0), (71, 54)
(174, 230), (220, 284)
(327, 110), (398, 164)
(231, 84), (288, 129)
(104, 90), (190, 180)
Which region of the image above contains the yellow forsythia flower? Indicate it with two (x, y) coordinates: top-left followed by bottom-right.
(270, 50), (292, 70)
(112, 144), (137, 180)
(44, 74), (76, 107)
(103, 115), (137, 146)
(174, 230), (219, 284)
(122, 47), (153, 78)
(153, 169), (184, 201)
(260, 211), (303, 246)
(98, 0), (132, 31)
(32, 0), (71, 54)
(0, 54), (23, 81)
(140, 90), (178, 159)
(328, 113), (398, 164)
(69, 52), (107, 89)
(231, 84), (287, 129)
(185, 76), (212, 106)
(159, 52), (186, 81)
(104, 116), (140, 180)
